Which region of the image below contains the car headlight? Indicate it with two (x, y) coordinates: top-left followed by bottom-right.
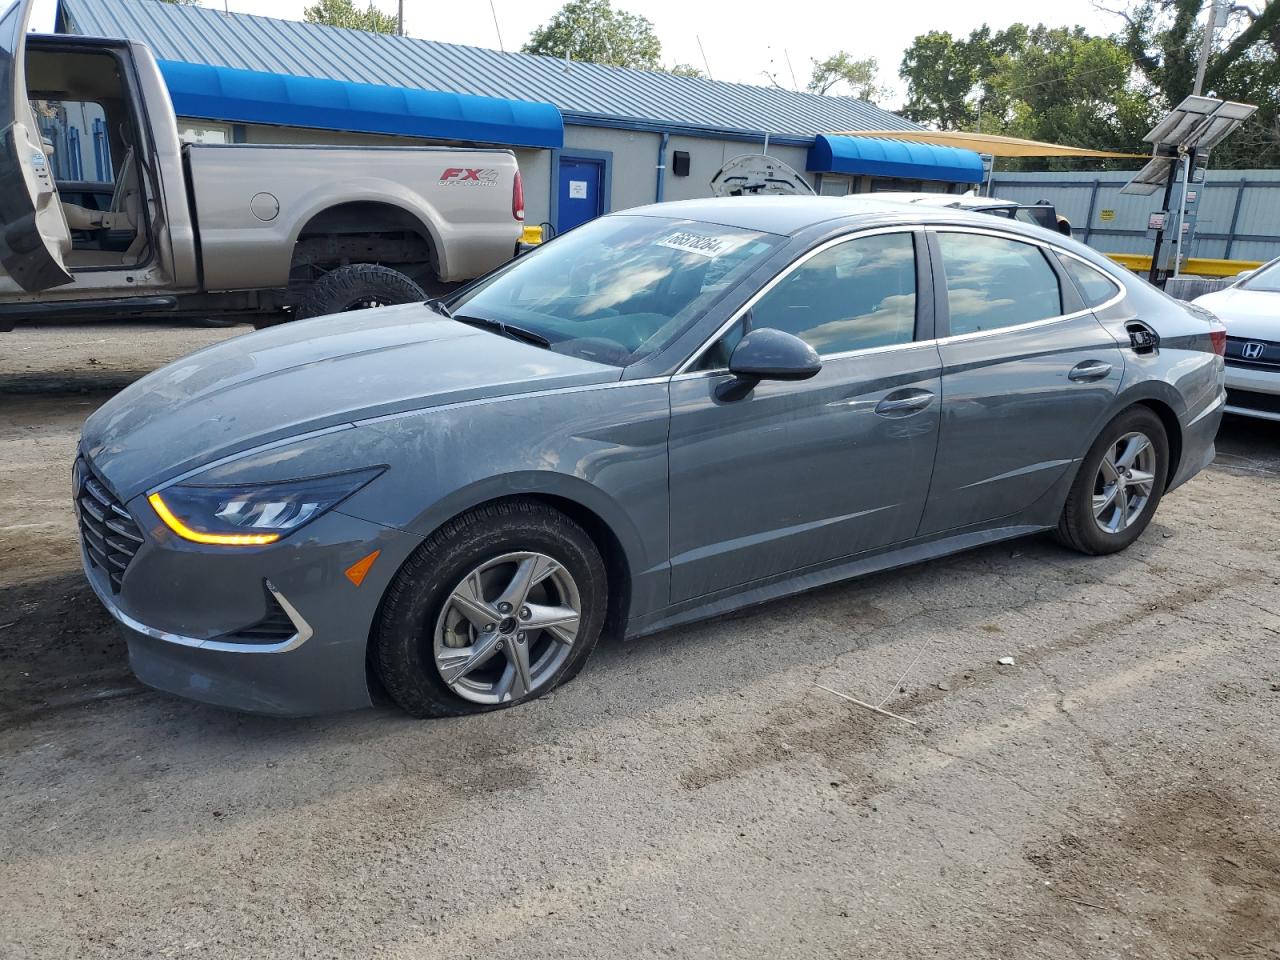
(147, 468), (383, 546)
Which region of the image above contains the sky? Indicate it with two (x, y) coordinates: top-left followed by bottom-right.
(27, 0), (1121, 108)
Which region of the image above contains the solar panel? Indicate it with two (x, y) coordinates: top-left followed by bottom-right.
(1120, 157), (1176, 196)
(1122, 96), (1257, 196)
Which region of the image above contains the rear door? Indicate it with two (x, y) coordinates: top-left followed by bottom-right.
(0, 0), (73, 291)
(918, 227), (1124, 536)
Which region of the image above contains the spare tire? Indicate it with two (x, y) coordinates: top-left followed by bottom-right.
(296, 263), (426, 320)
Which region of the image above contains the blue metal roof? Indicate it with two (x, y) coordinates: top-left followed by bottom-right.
(158, 60), (563, 149)
(57, 0), (921, 144)
(808, 135), (984, 184)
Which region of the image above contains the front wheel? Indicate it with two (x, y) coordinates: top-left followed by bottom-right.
(374, 500), (608, 718)
(1055, 406), (1169, 555)
(295, 263), (426, 320)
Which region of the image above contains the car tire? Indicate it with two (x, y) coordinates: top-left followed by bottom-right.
(295, 263), (426, 320)
(1055, 406), (1169, 556)
(374, 500), (608, 718)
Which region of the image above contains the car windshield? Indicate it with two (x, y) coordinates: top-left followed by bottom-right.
(1240, 258), (1280, 293)
(449, 215), (782, 366)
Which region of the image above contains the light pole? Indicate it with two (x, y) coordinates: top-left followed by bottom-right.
(1193, 0), (1226, 96)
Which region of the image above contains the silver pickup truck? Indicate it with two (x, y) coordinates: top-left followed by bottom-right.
(0, 0), (527, 331)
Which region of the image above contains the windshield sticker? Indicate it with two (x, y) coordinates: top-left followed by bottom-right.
(656, 231), (731, 258)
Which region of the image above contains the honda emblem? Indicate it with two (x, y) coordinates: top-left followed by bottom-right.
(1241, 341), (1265, 360)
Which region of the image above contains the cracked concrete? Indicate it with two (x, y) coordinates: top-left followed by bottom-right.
(1, 327), (1278, 959)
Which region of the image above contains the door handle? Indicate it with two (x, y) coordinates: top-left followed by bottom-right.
(1068, 360), (1114, 382)
(874, 389), (934, 417)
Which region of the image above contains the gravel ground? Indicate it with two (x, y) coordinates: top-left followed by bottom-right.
(1, 325), (1277, 960)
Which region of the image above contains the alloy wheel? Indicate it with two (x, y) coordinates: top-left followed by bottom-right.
(1092, 431), (1157, 534)
(432, 551), (581, 704)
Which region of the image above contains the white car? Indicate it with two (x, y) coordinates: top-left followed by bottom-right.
(1194, 257), (1280, 421)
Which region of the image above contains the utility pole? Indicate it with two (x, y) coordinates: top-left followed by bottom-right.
(397, 0), (404, 36)
(1193, 0), (1225, 96)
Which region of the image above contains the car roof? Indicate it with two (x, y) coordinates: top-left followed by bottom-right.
(867, 191), (1004, 208)
(619, 195), (1009, 236)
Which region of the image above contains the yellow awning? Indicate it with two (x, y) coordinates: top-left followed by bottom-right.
(826, 130), (1146, 159)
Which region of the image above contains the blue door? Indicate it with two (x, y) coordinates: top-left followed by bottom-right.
(556, 156), (605, 233)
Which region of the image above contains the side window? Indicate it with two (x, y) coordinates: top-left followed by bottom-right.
(31, 99), (111, 183)
(937, 232), (1062, 335)
(1059, 255), (1122, 308)
(696, 232), (917, 368)
(752, 232), (919, 355)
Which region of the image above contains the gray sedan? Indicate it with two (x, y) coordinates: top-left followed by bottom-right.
(76, 197), (1226, 717)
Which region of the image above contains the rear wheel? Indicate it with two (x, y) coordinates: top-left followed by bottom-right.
(295, 263), (425, 320)
(374, 500), (607, 717)
(1055, 406), (1168, 555)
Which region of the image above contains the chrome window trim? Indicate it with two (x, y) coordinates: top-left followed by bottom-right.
(669, 338), (940, 382)
(674, 225), (922, 375)
(1053, 248), (1127, 313)
(933, 308), (1091, 344)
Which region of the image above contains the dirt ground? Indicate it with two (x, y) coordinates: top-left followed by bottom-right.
(1, 324), (1277, 960)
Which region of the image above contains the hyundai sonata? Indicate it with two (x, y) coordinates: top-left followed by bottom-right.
(76, 197), (1226, 716)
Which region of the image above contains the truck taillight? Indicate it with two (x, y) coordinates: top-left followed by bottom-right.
(1210, 327), (1226, 356)
(512, 171), (525, 222)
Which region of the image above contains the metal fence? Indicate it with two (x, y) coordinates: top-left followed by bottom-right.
(988, 169), (1280, 264)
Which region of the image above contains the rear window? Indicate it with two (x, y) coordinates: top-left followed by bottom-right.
(450, 215), (781, 366)
(1060, 255), (1122, 308)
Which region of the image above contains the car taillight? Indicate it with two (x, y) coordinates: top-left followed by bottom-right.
(1210, 328), (1226, 356)
(512, 171), (525, 222)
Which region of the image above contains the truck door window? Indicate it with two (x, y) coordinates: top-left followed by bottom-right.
(31, 99), (111, 184)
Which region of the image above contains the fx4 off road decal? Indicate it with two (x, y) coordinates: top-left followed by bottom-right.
(439, 168), (500, 186)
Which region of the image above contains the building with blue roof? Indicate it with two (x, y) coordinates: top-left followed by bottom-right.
(55, 0), (984, 234)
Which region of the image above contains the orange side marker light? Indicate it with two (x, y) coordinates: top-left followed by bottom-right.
(345, 549), (381, 587)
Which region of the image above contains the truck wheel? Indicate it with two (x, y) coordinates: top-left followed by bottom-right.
(296, 264), (426, 320)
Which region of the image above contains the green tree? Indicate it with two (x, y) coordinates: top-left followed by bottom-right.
(665, 63), (705, 78)
(522, 0), (662, 70)
(1111, 0), (1280, 166)
(899, 23), (1155, 162)
(303, 0), (397, 34)
(806, 51), (887, 103)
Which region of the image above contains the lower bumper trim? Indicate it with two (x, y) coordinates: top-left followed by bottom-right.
(85, 559), (312, 654)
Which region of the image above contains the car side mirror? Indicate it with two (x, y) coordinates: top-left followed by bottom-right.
(720, 328), (821, 400)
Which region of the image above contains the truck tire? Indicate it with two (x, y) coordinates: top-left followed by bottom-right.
(296, 263), (426, 320)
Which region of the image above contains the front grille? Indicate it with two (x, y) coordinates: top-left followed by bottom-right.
(76, 459), (143, 593)
(1225, 336), (1280, 369)
(1226, 388), (1280, 416)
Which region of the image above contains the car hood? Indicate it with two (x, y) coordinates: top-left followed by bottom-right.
(1193, 287), (1279, 340)
(82, 304), (621, 500)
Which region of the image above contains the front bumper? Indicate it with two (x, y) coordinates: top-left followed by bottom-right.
(1224, 363), (1280, 421)
(82, 500), (422, 716)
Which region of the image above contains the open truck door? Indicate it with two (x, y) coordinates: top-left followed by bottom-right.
(0, 0), (72, 291)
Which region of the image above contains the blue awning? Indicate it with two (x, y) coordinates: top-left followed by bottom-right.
(157, 61), (564, 150)
(808, 134), (983, 184)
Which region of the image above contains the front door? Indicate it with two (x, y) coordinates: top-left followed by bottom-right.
(556, 156), (605, 234)
(0, 0), (73, 291)
(667, 229), (942, 603)
(918, 228), (1124, 536)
